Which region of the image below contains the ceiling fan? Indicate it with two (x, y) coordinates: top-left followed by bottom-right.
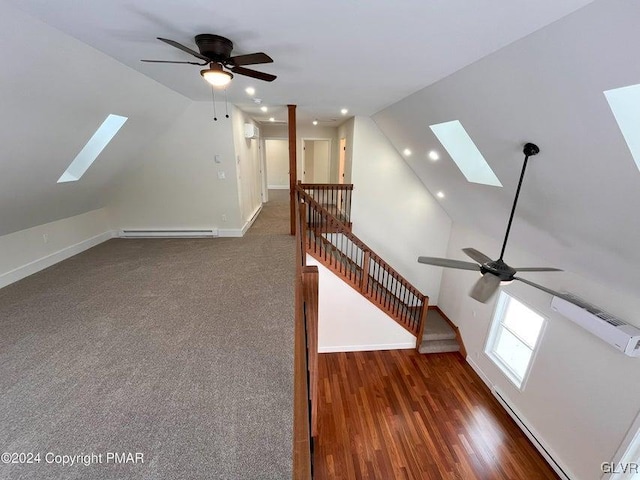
(141, 34), (277, 87)
(418, 143), (589, 308)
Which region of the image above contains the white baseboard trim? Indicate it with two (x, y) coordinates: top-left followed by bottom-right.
(319, 342), (415, 353)
(218, 204), (263, 238)
(466, 355), (494, 388)
(0, 230), (117, 290)
(268, 185), (289, 190)
(465, 355), (573, 480)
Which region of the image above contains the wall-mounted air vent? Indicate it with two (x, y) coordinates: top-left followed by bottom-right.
(551, 295), (640, 357)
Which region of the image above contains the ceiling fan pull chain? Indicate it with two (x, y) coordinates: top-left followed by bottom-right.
(210, 86), (218, 121)
(224, 88), (230, 118)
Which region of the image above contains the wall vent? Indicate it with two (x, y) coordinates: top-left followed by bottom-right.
(492, 388), (572, 480)
(119, 229), (218, 238)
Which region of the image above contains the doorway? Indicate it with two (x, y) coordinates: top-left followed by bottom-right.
(302, 139), (331, 183)
(338, 137), (347, 184)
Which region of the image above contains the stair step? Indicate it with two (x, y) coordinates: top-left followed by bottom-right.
(419, 339), (460, 354)
(423, 331), (456, 342)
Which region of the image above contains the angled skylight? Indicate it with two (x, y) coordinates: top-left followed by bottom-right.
(429, 120), (502, 187)
(604, 83), (640, 172)
(58, 114), (128, 183)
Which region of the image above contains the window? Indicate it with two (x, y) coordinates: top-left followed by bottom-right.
(604, 83), (640, 174)
(58, 114), (128, 183)
(485, 292), (546, 389)
(429, 120), (502, 187)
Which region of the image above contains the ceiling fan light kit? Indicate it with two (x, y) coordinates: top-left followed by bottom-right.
(200, 63), (233, 87)
(417, 142), (589, 308)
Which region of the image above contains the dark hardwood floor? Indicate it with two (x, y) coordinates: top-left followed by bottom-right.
(313, 350), (559, 480)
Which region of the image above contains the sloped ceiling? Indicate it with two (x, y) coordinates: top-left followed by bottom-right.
(0, 2), (190, 236)
(5, 0), (594, 123)
(373, 0), (640, 293)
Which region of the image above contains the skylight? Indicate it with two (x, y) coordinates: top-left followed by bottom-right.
(58, 114), (128, 183)
(604, 83), (640, 173)
(429, 120), (502, 187)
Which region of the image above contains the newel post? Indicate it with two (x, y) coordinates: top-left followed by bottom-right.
(415, 296), (429, 350)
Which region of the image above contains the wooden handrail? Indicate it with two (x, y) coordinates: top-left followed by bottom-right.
(293, 197), (318, 480)
(299, 183), (354, 190)
(297, 186), (426, 303)
(296, 184), (428, 338)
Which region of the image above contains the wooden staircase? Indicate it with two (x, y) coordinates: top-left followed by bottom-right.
(296, 185), (429, 345)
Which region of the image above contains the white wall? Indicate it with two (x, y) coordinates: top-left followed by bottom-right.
(307, 255), (416, 352)
(261, 123), (339, 182)
(0, 1), (189, 237)
(0, 209), (114, 289)
(231, 106), (263, 224)
(109, 102), (244, 232)
(350, 116), (452, 304)
(265, 139), (289, 188)
(438, 222), (640, 480)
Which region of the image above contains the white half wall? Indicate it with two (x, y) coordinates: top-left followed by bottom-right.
(350, 116), (452, 304)
(438, 222), (640, 480)
(307, 255), (416, 352)
(0, 208), (114, 289)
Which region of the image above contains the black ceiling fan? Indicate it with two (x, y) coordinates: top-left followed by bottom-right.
(141, 34), (277, 83)
(418, 143), (589, 308)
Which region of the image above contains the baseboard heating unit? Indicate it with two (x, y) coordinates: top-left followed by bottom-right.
(492, 388), (572, 480)
(119, 229), (218, 238)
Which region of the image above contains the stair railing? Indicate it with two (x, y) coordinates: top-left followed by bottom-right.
(293, 197), (318, 480)
(298, 182), (353, 226)
(296, 186), (428, 340)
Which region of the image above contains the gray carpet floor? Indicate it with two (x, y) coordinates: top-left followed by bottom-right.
(0, 190), (295, 480)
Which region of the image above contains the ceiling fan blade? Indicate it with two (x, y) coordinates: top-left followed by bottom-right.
(462, 247), (493, 265)
(157, 37), (210, 62)
(141, 59), (208, 65)
(470, 273), (501, 303)
(513, 277), (592, 309)
(228, 52), (273, 66)
(418, 257), (480, 271)
(230, 66), (277, 82)
(514, 267), (563, 272)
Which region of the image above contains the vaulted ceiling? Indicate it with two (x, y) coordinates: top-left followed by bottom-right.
(4, 0), (638, 296)
(5, 0), (594, 123)
(374, 0), (640, 295)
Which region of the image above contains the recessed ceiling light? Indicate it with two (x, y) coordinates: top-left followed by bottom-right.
(403, 148), (412, 156)
(245, 87), (255, 96)
(429, 120), (502, 187)
(436, 191), (445, 199)
(341, 108), (348, 115)
(260, 106), (268, 112)
(428, 150), (440, 161)
(312, 120), (318, 126)
(604, 83), (640, 173)
(269, 117), (275, 122)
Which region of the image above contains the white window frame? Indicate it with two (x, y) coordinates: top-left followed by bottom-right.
(484, 291), (547, 390)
